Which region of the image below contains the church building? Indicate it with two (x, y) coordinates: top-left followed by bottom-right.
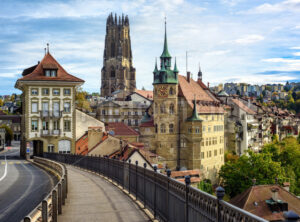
(139, 22), (225, 182)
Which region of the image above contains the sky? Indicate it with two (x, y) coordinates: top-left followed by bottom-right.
(1, 0), (300, 95)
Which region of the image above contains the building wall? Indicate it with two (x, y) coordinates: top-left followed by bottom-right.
(88, 135), (121, 156)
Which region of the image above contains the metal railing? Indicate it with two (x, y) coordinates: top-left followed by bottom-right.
(43, 153), (271, 222)
(23, 157), (68, 222)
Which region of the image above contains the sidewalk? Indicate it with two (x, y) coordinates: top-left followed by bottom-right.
(58, 165), (149, 222)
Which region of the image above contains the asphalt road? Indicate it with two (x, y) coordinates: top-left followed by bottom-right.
(0, 142), (55, 222)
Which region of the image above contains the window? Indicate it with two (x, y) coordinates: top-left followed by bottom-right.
(169, 124), (174, 133)
(64, 120), (71, 132)
(160, 124), (166, 133)
(31, 120), (38, 131)
(209, 151), (212, 157)
(42, 121), (49, 130)
(135, 119), (138, 126)
(135, 111), (138, 115)
(42, 88), (49, 95)
(111, 70), (115, 78)
(64, 102), (71, 113)
(53, 102), (60, 117)
(128, 119), (132, 126)
(203, 126), (206, 132)
(188, 128), (192, 133)
(53, 120), (60, 130)
(115, 109), (119, 115)
(102, 110), (106, 115)
(51, 70), (57, 77)
(53, 89), (60, 96)
(180, 139), (186, 148)
(205, 138), (208, 146)
(128, 111), (131, 115)
(45, 70), (51, 77)
(64, 89), (71, 96)
(209, 137), (212, 146)
(201, 140), (204, 146)
(169, 103), (174, 114)
(195, 127), (200, 134)
(155, 103), (158, 114)
(31, 102), (38, 113)
(169, 87), (174, 95)
(208, 126), (211, 132)
(42, 102), (49, 116)
(48, 144), (54, 152)
(160, 104), (166, 114)
(214, 150), (217, 156)
(201, 152), (204, 159)
(31, 89), (38, 96)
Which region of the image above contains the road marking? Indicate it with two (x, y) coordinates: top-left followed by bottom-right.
(0, 155), (7, 182)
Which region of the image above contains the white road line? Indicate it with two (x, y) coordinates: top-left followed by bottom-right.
(0, 155), (8, 182)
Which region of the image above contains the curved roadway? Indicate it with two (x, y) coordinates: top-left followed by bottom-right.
(0, 143), (55, 222)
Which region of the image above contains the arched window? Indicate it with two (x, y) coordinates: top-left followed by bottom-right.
(160, 124), (166, 133)
(111, 70), (115, 78)
(160, 103), (166, 114)
(169, 103), (174, 114)
(169, 124), (174, 133)
(155, 124), (158, 133)
(169, 87), (174, 95)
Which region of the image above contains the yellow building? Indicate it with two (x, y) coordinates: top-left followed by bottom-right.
(139, 23), (225, 182)
(15, 49), (84, 157)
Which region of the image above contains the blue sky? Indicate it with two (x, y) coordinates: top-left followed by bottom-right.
(1, 0), (300, 95)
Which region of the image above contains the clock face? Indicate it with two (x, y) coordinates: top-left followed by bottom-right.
(157, 86), (168, 97)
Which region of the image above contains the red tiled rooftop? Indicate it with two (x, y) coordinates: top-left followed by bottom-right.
(18, 52), (84, 83)
(231, 98), (256, 115)
(135, 89), (153, 100)
(140, 119), (154, 127)
(105, 122), (139, 136)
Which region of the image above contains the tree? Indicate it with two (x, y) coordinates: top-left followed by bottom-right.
(75, 87), (91, 112)
(0, 124), (13, 145)
(198, 179), (213, 194)
(0, 99), (3, 107)
(298, 132), (300, 144)
(219, 151), (286, 198)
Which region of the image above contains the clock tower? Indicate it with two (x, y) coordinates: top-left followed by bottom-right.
(153, 21), (179, 169)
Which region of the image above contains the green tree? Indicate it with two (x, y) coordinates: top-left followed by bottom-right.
(75, 87), (91, 112)
(198, 179), (213, 194)
(219, 151), (286, 198)
(0, 99), (3, 107)
(0, 125), (13, 145)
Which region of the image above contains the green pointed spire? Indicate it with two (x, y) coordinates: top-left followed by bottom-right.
(160, 19), (171, 58)
(161, 57), (166, 71)
(153, 58), (158, 73)
(187, 96), (202, 122)
(174, 57), (179, 73)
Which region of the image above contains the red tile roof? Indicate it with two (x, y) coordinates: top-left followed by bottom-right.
(178, 75), (224, 114)
(231, 99), (256, 115)
(230, 185), (300, 221)
(18, 52), (84, 82)
(105, 122), (139, 136)
(135, 89), (153, 100)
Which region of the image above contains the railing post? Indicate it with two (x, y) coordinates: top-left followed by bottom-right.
(123, 159), (125, 190)
(153, 165), (157, 219)
(52, 190), (58, 222)
(135, 160), (138, 200)
(143, 163), (147, 209)
(58, 183), (62, 214)
(167, 169), (171, 222)
(62, 178), (66, 205)
(42, 199), (48, 222)
(24, 216), (31, 222)
(128, 159), (131, 194)
(64, 174), (68, 198)
(216, 186), (225, 222)
(284, 211), (300, 222)
(185, 175), (191, 222)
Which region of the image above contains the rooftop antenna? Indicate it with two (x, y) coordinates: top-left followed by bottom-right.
(44, 48), (46, 55)
(46, 43), (49, 53)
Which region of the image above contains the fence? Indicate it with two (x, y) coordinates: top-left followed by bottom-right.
(23, 157), (68, 222)
(43, 152), (297, 222)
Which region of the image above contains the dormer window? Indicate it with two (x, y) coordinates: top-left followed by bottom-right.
(44, 69), (57, 77)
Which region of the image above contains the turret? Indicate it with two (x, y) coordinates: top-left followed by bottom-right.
(198, 63), (202, 82)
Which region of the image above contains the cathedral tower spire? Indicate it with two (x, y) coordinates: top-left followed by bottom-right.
(101, 13), (136, 97)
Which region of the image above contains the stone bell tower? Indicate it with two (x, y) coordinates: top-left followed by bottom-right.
(101, 13), (136, 97)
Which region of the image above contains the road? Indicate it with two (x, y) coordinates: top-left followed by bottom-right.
(0, 142), (56, 222)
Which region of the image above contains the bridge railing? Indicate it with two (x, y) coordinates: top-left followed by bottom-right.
(23, 157), (68, 222)
(43, 152), (268, 222)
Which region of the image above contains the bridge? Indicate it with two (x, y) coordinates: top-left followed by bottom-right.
(1, 148), (299, 222)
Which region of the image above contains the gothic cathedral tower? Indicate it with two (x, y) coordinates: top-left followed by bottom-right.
(101, 13), (136, 97)
(153, 21), (179, 169)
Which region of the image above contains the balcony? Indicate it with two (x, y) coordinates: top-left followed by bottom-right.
(40, 129), (61, 136)
(40, 110), (63, 119)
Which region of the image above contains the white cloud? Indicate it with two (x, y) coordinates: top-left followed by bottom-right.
(262, 57), (300, 70)
(242, 0), (300, 14)
(291, 46), (300, 50)
(235, 35), (264, 44)
(293, 52), (300, 56)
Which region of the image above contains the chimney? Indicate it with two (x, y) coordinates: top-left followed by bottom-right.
(271, 187), (279, 201)
(187, 72), (191, 82)
(283, 182), (290, 192)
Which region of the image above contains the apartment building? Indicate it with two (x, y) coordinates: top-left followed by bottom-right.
(15, 50), (84, 157)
